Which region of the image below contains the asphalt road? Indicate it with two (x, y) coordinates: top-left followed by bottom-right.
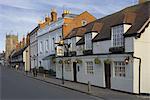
(0, 65), (102, 100)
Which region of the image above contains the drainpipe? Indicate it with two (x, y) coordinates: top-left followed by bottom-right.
(132, 55), (141, 94)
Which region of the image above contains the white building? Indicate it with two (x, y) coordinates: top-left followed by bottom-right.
(29, 26), (39, 69)
(56, 1), (150, 94)
(37, 10), (96, 72)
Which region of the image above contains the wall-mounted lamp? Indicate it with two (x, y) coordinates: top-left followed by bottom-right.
(124, 56), (130, 64)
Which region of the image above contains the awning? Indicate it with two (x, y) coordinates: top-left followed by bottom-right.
(42, 54), (55, 60)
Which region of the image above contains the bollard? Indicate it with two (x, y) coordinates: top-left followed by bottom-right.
(43, 73), (46, 78)
(88, 81), (91, 93)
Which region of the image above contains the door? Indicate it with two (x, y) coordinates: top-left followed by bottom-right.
(73, 62), (77, 82)
(104, 63), (111, 88)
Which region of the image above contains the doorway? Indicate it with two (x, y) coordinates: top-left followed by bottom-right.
(104, 63), (111, 88)
(73, 62), (77, 82)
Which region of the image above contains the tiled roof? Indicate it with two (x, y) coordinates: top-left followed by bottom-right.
(76, 1), (150, 45)
(12, 46), (27, 58)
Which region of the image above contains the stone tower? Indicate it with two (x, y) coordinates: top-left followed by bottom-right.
(5, 34), (18, 62)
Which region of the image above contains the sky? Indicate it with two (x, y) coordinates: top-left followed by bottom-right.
(0, 0), (138, 53)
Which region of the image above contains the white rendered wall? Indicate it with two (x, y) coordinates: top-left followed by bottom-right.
(37, 33), (50, 70)
(133, 24), (150, 94)
(23, 46), (30, 71)
(110, 54), (133, 93)
(76, 56), (105, 87)
(93, 40), (111, 54)
(30, 32), (38, 69)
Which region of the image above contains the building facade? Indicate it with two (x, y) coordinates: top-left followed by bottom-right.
(37, 9), (96, 72)
(56, 1), (150, 94)
(29, 26), (39, 69)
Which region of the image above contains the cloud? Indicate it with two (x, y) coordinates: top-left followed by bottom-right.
(0, 0), (138, 52)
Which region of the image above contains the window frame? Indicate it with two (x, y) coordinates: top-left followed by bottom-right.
(85, 33), (92, 50)
(114, 61), (126, 77)
(86, 61), (94, 74)
(111, 25), (124, 47)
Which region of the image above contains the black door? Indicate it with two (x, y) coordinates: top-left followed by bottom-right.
(73, 62), (77, 82)
(104, 63), (111, 88)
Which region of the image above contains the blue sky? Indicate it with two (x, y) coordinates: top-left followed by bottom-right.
(0, 0), (138, 53)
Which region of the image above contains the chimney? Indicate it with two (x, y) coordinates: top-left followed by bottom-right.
(38, 20), (46, 29)
(45, 15), (51, 25)
(139, 0), (149, 3)
(62, 10), (71, 17)
(51, 8), (57, 22)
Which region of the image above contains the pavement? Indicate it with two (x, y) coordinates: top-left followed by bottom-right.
(1, 65), (150, 100)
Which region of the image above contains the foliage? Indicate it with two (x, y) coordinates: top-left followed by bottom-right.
(94, 57), (101, 64)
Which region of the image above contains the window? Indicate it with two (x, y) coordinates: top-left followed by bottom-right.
(85, 33), (92, 50)
(71, 38), (76, 51)
(112, 25), (124, 47)
(65, 64), (71, 72)
(40, 41), (43, 53)
(45, 39), (49, 52)
(77, 45), (83, 54)
(114, 61), (125, 77)
(86, 61), (94, 74)
(51, 38), (55, 51)
(82, 20), (87, 26)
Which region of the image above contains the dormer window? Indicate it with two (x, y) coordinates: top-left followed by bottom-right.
(85, 33), (92, 50)
(112, 25), (124, 47)
(71, 37), (76, 51)
(82, 20), (87, 26)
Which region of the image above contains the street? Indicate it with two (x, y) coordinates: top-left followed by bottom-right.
(0, 65), (102, 100)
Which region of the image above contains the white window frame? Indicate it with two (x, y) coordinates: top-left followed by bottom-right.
(65, 63), (71, 72)
(85, 33), (92, 50)
(40, 41), (43, 53)
(86, 61), (94, 74)
(82, 20), (87, 26)
(111, 25), (124, 47)
(51, 38), (55, 52)
(71, 37), (76, 51)
(45, 39), (49, 52)
(114, 61), (126, 77)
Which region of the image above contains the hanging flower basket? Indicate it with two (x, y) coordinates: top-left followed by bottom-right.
(52, 57), (56, 64)
(104, 59), (111, 64)
(94, 57), (101, 64)
(76, 59), (82, 64)
(64, 60), (68, 64)
(64, 59), (71, 64)
(67, 59), (71, 64)
(58, 60), (63, 64)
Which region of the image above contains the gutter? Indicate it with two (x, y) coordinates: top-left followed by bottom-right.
(132, 55), (141, 94)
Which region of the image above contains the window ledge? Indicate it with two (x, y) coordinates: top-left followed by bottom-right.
(83, 50), (93, 55)
(109, 46), (125, 53)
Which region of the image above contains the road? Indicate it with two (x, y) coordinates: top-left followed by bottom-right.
(0, 65), (102, 100)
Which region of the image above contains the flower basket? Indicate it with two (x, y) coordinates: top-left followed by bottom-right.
(64, 59), (71, 64)
(52, 57), (56, 64)
(76, 59), (82, 64)
(58, 60), (63, 64)
(104, 59), (111, 64)
(94, 57), (101, 64)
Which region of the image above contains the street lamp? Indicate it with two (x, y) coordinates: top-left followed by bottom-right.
(55, 39), (70, 84)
